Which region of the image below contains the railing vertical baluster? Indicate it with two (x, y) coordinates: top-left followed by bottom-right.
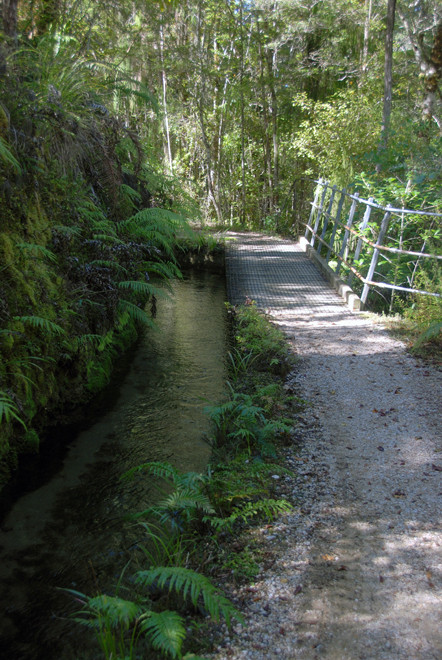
(347, 197), (374, 285)
(336, 193), (359, 275)
(305, 178), (322, 241)
(361, 208), (392, 306)
(318, 185), (337, 255)
(311, 181), (328, 249)
(326, 189), (346, 262)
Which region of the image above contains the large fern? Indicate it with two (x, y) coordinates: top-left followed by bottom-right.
(69, 592), (142, 631)
(207, 498), (292, 533)
(118, 280), (168, 298)
(0, 135), (21, 172)
(14, 315), (65, 336)
(117, 300), (154, 326)
(139, 610), (186, 659)
(124, 461), (214, 531)
(135, 566), (243, 627)
(413, 320), (442, 349)
(0, 391), (27, 428)
(16, 242), (57, 263)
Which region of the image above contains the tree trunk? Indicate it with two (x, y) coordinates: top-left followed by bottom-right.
(159, 23), (174, 176)
(396, 11), (442, 130)
(421, 20), (442, 128)
(361, 0), (373, 77)
(377, 0), (396, 169)
(2, 0), (18, 38)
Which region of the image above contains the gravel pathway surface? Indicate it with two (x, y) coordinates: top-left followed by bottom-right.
(213, 232), (442, 659)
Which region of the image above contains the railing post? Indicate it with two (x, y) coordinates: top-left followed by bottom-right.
(305, 178), (322, 241)
(347, 197), (374, 285)
(311, 181), (328, 249)
(318, 185), (337, 255)
(361, 208), (392, 306)
(336, 193), (359, 275)
(326, 189), (346, 262)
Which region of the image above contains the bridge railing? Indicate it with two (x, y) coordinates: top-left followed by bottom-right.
(302, 178), (442, 308)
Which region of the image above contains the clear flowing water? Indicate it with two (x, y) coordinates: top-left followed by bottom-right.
(0, 270), (228, 659)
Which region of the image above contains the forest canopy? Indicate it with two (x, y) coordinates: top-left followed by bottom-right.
(2, 0), (441, 225)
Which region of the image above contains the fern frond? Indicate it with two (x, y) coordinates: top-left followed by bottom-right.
(121, 461), (180, 483)
(120, 207), (188, 232)
(140, 610), (186, 659)
(144, 261), (182, 281)
(117, 300), (154, 326)
(207, 498), (291, 533)
(0, 391), (27, 428)
(92, 233), (125, 245)
(0, 136), (21, 172)
(16, 242), (57, 263)
(120, 183), (142, 207)
(90, 219), (117, 235)
(68, 592), (141, 630)
(14, 315), (65, 336)
(135, 567), (243, 627)
(413, 321), (442, 349)
(52, 224), (82, 238)
(118, 280), (168, 299)
(89, 260), (128, 274)
(160, 489), (214, 516)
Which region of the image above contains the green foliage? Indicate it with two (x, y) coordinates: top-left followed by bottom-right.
(139, 610), (186, 659)
(124, 461), (214, 532)
(14, 316), (65, 336)
(206, 387), (292, 458)
(412, 321), (442, 350)
(230, 302), (292, 374)
(0, 391), (27, 429)
(66, 589), (187, 660)
(0, 136), (21, 173)
(67, 556), (241, 659)
(16, 242), (57, 263)
(135, 566), (243, 628)
(207, 498), (291, 534)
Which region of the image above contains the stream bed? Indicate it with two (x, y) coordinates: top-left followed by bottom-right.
(0, 270), (228, 659)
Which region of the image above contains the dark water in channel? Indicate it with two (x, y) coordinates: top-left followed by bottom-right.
(0, 271), (228, 659)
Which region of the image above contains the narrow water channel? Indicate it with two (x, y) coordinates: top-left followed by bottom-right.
(0, 270), (228, 660)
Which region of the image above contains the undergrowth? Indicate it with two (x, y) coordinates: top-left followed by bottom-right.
(66, 301), (300, 658)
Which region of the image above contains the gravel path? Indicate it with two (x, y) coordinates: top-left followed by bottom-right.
(213, 233), (442, 659)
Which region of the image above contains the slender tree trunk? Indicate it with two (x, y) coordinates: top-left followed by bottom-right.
(2, 0), (18, 38)
(239, 0), (246, 225)
(266, 47), (279, 208)
(377, 0), (396, 170)
(258, 33), (272, 216)
(420, 20), (442, 129)
(361, 0), (373, 77)
(198, 102), (222, 223)
(397, 11), (442, 129)
(159, 23), (173, 176)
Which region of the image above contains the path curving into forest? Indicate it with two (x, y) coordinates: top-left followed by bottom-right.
(213, 232), (442, 659)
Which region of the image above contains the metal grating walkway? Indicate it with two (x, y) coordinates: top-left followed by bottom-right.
(225, 232), (349, 318)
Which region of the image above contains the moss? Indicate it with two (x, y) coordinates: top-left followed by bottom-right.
(24, 428), (40, 452)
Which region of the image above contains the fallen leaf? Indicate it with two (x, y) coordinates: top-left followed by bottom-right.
(426, 570), (435, 588)
(321, 554), (335, 561)
(431, 464), (442, 472)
